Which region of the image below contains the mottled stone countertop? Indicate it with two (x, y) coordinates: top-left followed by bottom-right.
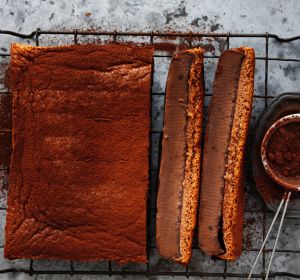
(0, 0), (299, 279)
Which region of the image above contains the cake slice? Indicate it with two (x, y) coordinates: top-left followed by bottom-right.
(156, 48), (205, 264)
(5, 43), (153, 263)
(198, 47), (255, 260)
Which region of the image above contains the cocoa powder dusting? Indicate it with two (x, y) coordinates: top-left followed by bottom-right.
(267, 122), (300, 177)
(5, 43), (153, 263)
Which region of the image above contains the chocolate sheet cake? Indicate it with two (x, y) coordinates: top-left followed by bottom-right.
(198, 47), (255, 260)
(156, 48), (205, 264)
(5, 43), (153, 263)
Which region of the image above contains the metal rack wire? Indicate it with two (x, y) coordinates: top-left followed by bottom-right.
(0, 29), (300, 278)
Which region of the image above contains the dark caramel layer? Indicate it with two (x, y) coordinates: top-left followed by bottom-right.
(198, 50), (244, 256)
(156, 52), (194, 259)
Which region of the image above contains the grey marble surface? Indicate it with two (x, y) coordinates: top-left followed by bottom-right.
(0, 0), (300, 279)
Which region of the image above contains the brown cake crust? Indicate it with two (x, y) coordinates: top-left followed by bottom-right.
(156, 48), (205, 264)
(5, 43), (153, 263)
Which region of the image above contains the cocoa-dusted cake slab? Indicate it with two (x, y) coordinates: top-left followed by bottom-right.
(5, 43), (153, 263)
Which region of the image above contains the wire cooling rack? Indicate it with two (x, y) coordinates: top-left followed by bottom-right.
(0, 29), (300, 279)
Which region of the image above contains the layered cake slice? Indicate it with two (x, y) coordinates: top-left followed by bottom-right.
(198, 47), (255, 260)
(156, 48), (205, 264)
(5, 43), (153, 263)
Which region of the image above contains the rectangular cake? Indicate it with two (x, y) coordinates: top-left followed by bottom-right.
(156, 48), (205, 264)
(198, 47), (255, 260)
(5, 43), (153, 263)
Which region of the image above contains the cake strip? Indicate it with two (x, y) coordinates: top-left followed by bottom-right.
(156, 48), (205, 264)
(221, 47), (255, 260)
(198, 50), (244, 256)
(198, 47), (255, 260)
(5, 43), (153, 263)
